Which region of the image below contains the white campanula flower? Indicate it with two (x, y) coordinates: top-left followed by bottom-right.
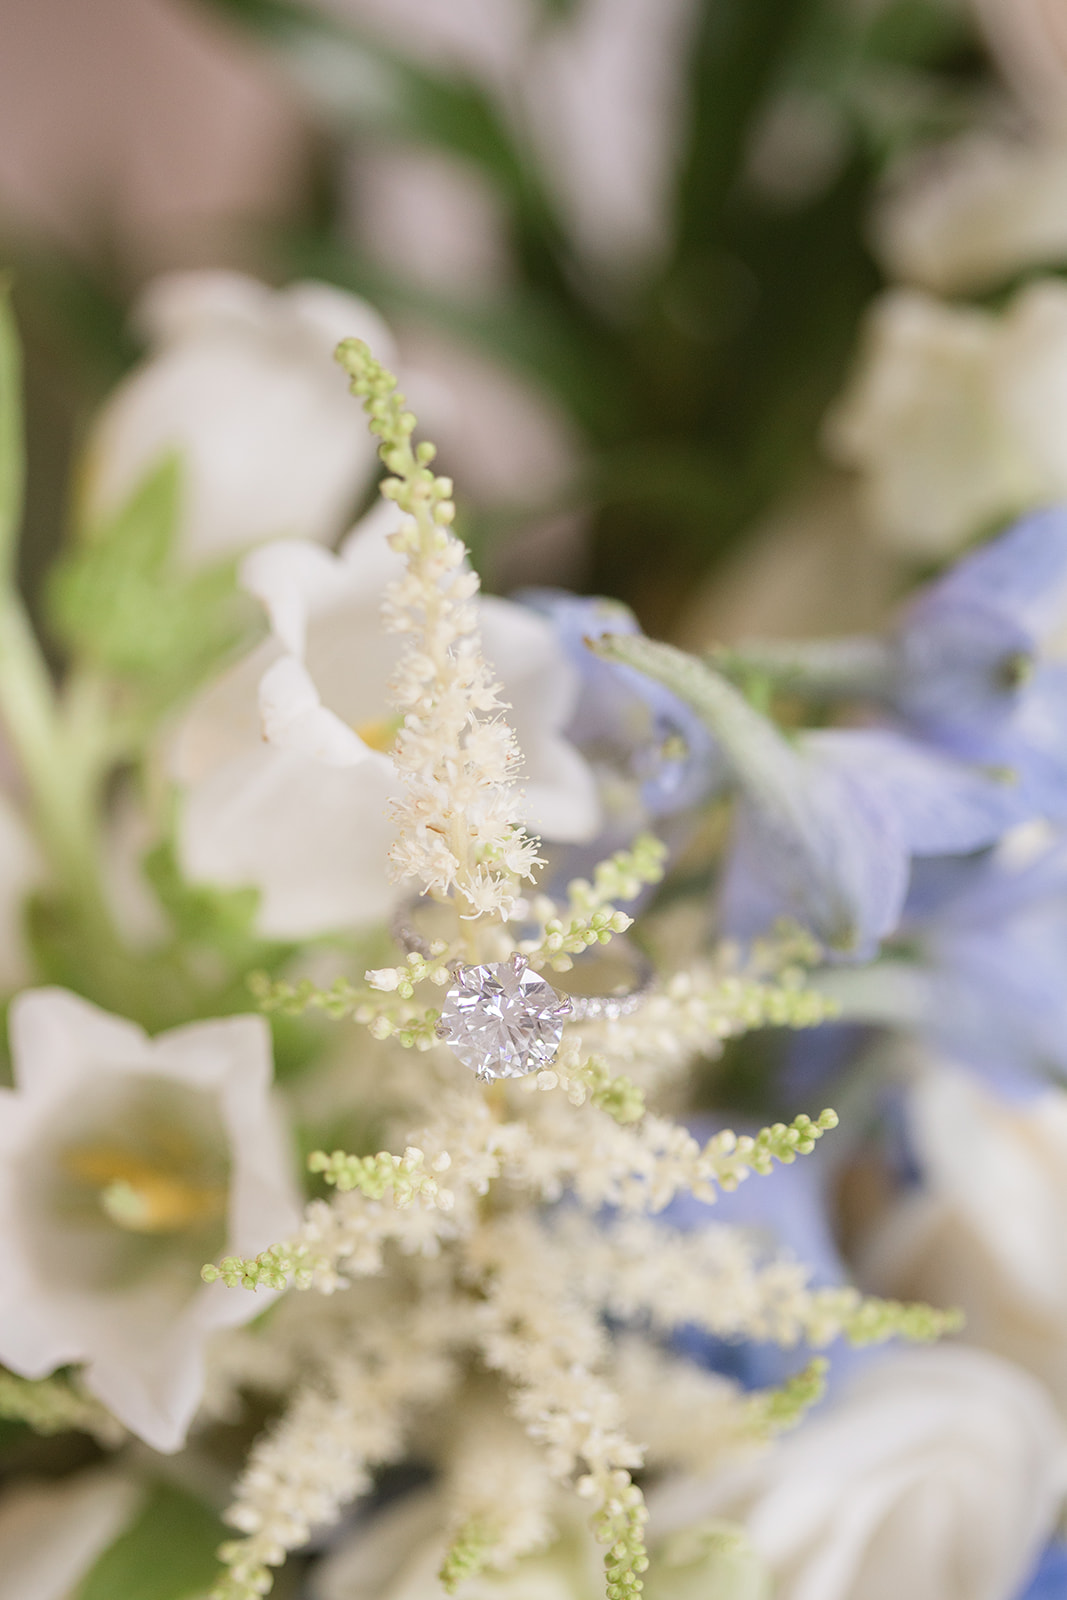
(0, 989), (299, 1452)
(172, 501), (600, 938)
(649, 1346), (1067, 1600)
(862, 1065), (1067, 1414)
(0, 1469), (143, 1600)
(83, 272), (394, 565)
(825, 281), (1067, 555)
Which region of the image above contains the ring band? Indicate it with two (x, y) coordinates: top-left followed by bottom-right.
(391, 900), (654, 1021)
(391, 899), (653, 1081)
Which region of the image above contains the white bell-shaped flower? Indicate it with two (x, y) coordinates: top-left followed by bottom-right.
(173, 502), (600, 939)
(0, 989), (299, 1452)
(84, 271), (395, 565)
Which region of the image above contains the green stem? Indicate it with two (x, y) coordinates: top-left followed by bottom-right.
(708, 636), (896, 701)
(0, 590), (118, 950)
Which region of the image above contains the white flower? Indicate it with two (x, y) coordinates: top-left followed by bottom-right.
(0, 989), (299, 1452)
(172, 502), (600, 938)
(824, 280), (1067, 555)
(970, 0), (1067, 130)
(0, 1468), (143, 1600)
(83, 271), (394, 565)
(862, 1066), (1067, 1414)
(323, 0), (693, 276)
(521, 0), (696, 276)
(874, 124), (1067, 296)
(649, 1345), (1067, 1600)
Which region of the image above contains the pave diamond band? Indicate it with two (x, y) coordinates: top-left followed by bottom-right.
(394, 901), (653, 1081)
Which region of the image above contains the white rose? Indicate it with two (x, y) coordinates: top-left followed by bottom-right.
(970, 0), (1067, 130)
(172, 500), (600, 939)
(0, 989), (300, 1451)
(825, 280), (1067, 555)
(649, 1346), (1067, 1600)
(84, 271), (394, 565)
(862, 1066), (1067, 1413)
(874, 126), (1067, 296)
(0, 1469), (143, 1600)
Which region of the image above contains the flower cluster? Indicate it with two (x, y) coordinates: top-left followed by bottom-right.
(1, 224), (1067, 1600)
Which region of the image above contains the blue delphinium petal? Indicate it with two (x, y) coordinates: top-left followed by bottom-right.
(720, 727), (1021, 959)
(903, 836), (1067, 1086)
(1015, 1541), (1067, 1600)
(890, 594), (1033, 742)
(912, 506), (1067, 637)
(805, 728), (1026, 855)
(585, 628), (1022, 958)
(518, 589), (722, 818)
(885, 510), (1067, 818)
(718, 754), (908, 959)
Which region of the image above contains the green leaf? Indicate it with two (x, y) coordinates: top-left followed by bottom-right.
(49, 456), (251, 697)
(74, 1483), (223, 1600)
(0, 282), (25, 585)
(142, 838), (265, 959)
(673, 0), (812, 259)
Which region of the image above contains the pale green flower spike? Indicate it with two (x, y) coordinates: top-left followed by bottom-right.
(439, 1515), (498, 1592)
(746, 1359), (829, 1436)
(0, 1369), (123, 1445)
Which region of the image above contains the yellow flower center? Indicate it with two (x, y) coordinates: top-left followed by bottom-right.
(65, 1146), (226, 1234)
(355, 714), (404, 754)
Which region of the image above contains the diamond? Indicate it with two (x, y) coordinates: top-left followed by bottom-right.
(436, 952), (572, 1081)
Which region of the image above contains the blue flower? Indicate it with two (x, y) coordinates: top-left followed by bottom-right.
(1016, 1541), (1067, 1600)
(899, 835), (1067, 1090)
(887, 508), (1067, 819)
(517, 590), (723, 824)
(717, 723), (1022, 959)
(588, 627), (1022, 959)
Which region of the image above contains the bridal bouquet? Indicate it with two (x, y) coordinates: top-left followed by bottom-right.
(0, 272), (1063, 1600)
(7, 3), (1067, 1599)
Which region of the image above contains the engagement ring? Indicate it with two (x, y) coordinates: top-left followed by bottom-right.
(394, 905), (653, 1082)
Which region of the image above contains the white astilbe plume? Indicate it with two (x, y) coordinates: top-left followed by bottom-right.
(214, 1296), (463, 1600)
(437, 1395), (558, 1585)
(613, 1340), (776, 1474)
(202, 348), (961, 1600)
(337, 338), (542, 921)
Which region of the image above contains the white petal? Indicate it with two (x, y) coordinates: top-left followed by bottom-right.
(338, 497), (407, 590)
(7, 988), (149, 1101)
(241, 539), (356, 657)
(134, 269), (277, 345)
(178, 744), (399, 938)
(169, 636), (278, 785)
(258, 655), (373, 767)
